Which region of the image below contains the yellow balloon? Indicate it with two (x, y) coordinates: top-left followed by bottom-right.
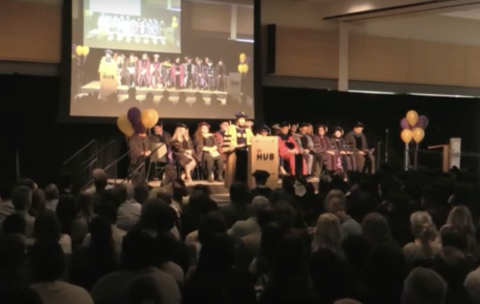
(82, 46), (90, 57)
(239, 53), (246, 63)
(141, 109), (160, 129)
(75, 45), (83, 57)
(406, 110), (419, 127)
(243, 64), (249, 73)
(413, 127), (425, 143)
(238, 64), (243, 73)
(172, 21), (178, 29)
(117, 115), (134, 137)
(172, 16), (177, 21)
(401, 129), (413, 144)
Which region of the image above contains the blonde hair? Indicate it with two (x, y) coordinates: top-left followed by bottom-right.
(447, 205), (475, 234)
(312, 213), (343, 254)
(410, 211), (433, 238)
(172, 126), (189, 142)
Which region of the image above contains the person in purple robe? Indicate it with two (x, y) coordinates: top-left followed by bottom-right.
(312, 125), (339, 172)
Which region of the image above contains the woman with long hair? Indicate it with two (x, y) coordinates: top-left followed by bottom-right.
(446, 205), (477, 255)
(194, 122), (224, 182)
(311, 213), (343, 256)
(71, 192), (94, 246)
(171, 123), (197, 182)
(403, 222), (439, 268)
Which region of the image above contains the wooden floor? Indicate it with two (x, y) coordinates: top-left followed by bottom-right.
(81, 81), (228, 97)
(107, 177), (320, 204)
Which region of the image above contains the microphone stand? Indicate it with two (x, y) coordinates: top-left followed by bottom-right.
(385, 128), (389, 163)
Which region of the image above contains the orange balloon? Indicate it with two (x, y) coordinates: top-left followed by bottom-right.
(82, 46), (90, 56)
(413, 127), (425, 143)
(406, 110), (419, 127)
(239, 53), (246, 64)
(141, 109), (159, 129)
(401, 129), (413, 144)
(117, 115), (134, 137)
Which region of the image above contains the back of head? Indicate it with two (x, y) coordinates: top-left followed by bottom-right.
(121, 230), (156, 270)
(89, 216), (113, 245)
(256, 205), (275, 228)
(275, 201), (296, 231)
(113, 184), (128, 205)
(229, 182), (249, 204)
(410, 211), (433, 238)
(402, 267), (447, 304)
(272, 233), (308, 279)
(440, 225), (468, 251)
(97, 199), (119, 224)
(418, 223), (438, 245)
(11, 186), (32, 212)
(30, 241), (65, 282)
(313, 213), (342, 252)
(0, 233), (27, 266)
(44, 184), (59, 200)
(342, 235), (371, 273)
(31, 189), (46, 214)
(364, 241), (405, 289)
(252, 195), (270, 214)
(34, 210), (61, 242)
(131, 172), (144, 187)
(446, 205), (474, 233)
(197, 233), (235, 273)
(325, 196), (346, 214)
(361, 212), (392, 246)
(260, 222), (285, 263)
(93, 169), (108, 190)
(16, 178), (35, 190)
(133, 182), (150, 205)
(198, 211), (227, 244)
(55, 194), (76, 235)
(3, 213), (27, 235)
(126, 277), (162, 304)
(334, 299), (362, 304)
(138, 198), (175, 232)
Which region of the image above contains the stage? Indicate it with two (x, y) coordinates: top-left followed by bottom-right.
(107, 177), (320, 204)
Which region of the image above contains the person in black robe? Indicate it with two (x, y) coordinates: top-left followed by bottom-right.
(345, 121), (375, 173)
(216, 58), (228, 91)
(171, 123), (197, 182)
(128, 125), (151, 178)
(194, 122), (224, 182)
(148, 121), (172, 179)
(248, 170), (273, 202)
(331, 127), (356, 172)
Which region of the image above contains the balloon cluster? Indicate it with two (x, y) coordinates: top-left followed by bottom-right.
(237, 53), (249, 74)
(172, 16), (178, 29)
(74, 45), (90, 57)
(117, 107), (159, 137)
(400, 110), (429, 144)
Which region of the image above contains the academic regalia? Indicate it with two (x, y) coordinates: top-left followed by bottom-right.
(331, 136), (356, 172)
(171, 137), (196, 167)
(223, 112), (254, 188)
(137, 57), (151, 87)
(216, 61), (228, 91)
(128, 133), (151, 175)
(278, 132), (306, 176)
(345, 122), (375, 173)
(313, 134), (338, 171)
(214, 130), (227, 162)
(161, 60), (172, 87)
(171, 60), (185, 89)
(125, 55), (137, 87)
(194, 124), (224, 181)
(150, 56), (162, 88)
(204, 62), (216, 90)
(249, 170), (273, 201)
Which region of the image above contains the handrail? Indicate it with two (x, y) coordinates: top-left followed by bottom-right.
(80, 140), (117, 167)
(62, 140), (98, 166)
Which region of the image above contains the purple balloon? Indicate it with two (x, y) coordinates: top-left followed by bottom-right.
(400, 118), (410, 130)
(127, 107), (141, 124)
(416, 115), (429, 129)
(133, 121), (146, 134)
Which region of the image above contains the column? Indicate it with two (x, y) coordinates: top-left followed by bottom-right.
(230, 5), (238, 40)
(167, 0), (172, 10)
(338, 22), (349, 91)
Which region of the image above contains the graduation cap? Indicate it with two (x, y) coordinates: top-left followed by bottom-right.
(235, 111), (248, 119)
(198, 121), (210, 128)
(299, 122), (310, 128)
(260, 125), (271, 134)
(354, 121), (365, 128)
(271, 124), (280, 130)
(177, 123), (188, 128)
(279, 122), (289, 128)
(105, 49), (113, 55)
(252, 170), (270, 181)
(333, 126), (343, 133)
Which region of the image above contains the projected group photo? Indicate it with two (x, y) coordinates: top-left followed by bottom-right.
(69, 0), (254, 119)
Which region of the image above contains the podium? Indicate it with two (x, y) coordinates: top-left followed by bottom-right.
(98, 57), (118, 101)
(428, 138), (461, 172)
(247, 136), (279, 189)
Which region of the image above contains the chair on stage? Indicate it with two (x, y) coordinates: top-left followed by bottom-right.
(147, 142), (169, 180)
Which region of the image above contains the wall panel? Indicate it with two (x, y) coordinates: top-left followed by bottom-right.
(0, 0), (61, 63)
(275, 27), (339, 78)
(190, 2), (230, 33)
(237, 6), (254, 36)
(349, 34), (409, 83)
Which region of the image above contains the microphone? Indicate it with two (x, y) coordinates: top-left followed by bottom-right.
(385, 129), (389, 163)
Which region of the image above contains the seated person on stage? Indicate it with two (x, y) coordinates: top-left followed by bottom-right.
(257, 125), (271, 137)
(313, 124), (339, 172)
(128, 126), (151, 176)
(149, 120), (172, 179)
(278, 122), (306, 176)
(223, 112), (254, 186)
(214, 120), (229, 161)
(249, 170), (273, 201)
(297, 122), (316, 176)
(331, 127), (357, 172)
(170, 123), (197, 182)
(194, 122), (224, 183)
(345, 121), (375, 174)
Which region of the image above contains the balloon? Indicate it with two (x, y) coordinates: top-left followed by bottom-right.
(75, 45), (83, 57)
(141, 109), (159, 129)
(82, 46), (90, 56)
(400, 118), (410, 130)
(238, 64), (243, 73)
(239, 53), (246, 63)
(117, 115), (134, 137)
(172, 21), (178, 29)
(243, 64), (249, 73)
(401, 129), (413, 144)
(133, 121), (147, 134)
(127, 107), (142, 124)
(406, 110), (419, 127)
(413, 128), (425, 143)
(417, 115), (429, 129)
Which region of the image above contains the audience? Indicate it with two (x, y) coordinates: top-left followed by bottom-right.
(3, 166), (480, 304)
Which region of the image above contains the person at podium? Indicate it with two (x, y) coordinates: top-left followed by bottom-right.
(223, 111), (254, 187)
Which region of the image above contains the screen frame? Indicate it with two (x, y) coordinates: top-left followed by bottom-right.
(58, 0), (263, 124)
